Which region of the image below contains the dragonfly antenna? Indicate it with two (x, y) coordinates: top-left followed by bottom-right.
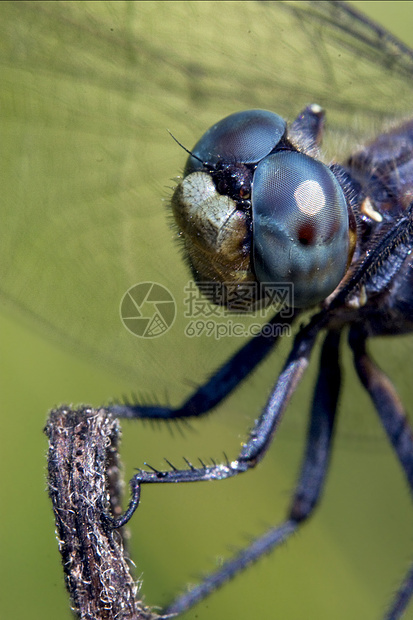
(167, 130), (205, 166)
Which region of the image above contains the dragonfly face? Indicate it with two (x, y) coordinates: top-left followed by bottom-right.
(1, 3), (413, 620)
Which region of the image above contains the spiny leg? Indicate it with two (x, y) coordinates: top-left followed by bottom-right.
(106, 318), (339, 616)
(349, 328), (413, 492)
(349, 327), (413, 620)
(106, 312), (322, 533)
(163, 329), (341, 615)
(383, 562), (413, 620)
(109, 312), (298, 420)
(103, 322), (312, 530)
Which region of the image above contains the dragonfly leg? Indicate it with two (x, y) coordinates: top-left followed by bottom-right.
(383, 561), (413, 620)
(102, 313), (304, 530)
(349, 327), (413, 493)
(160, 330), (341, 615)
(104, 318), (313, 530)
(106, 323), (341, 615)
(109, 315), (320, 531)
(109, 312), (298, 420)
(349, 326), (413, 619)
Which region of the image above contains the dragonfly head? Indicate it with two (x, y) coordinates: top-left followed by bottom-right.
(171, 108), (355, 311)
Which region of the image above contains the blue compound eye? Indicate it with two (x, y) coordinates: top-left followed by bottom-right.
(252, 151), (349, 308)
(185, 109), (286, 174)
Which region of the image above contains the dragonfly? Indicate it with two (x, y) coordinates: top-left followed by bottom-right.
(1, 2), (413, 620)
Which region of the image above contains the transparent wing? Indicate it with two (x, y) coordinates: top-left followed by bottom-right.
(1, 1), (413, 406)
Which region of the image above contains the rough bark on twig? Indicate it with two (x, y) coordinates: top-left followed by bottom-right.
(45, 406), (160, 620)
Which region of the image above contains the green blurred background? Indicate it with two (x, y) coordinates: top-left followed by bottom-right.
(1, 2), (413, 620)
